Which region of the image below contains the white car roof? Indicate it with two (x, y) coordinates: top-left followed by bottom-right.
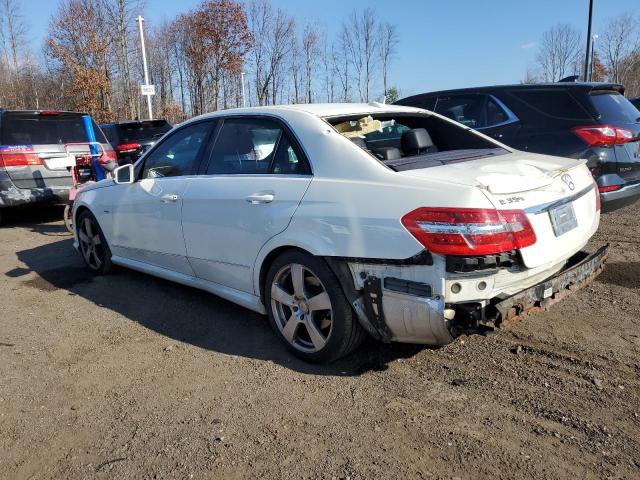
(189, 102), (426, 122)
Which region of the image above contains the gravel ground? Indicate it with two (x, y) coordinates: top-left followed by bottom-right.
(0, 204), (639, 480)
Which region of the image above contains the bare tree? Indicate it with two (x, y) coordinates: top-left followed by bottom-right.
(0, 0), (27, 107)
(378, 22), (398, 98)
(103, 0), (143, 119)
(247, 0), (294, 106)
(343, 8), (378, 102)
(535, 24), (582, 82)
(302, 23), (320, 103)
(599, 12), (639, 84)
(333, 32), (350, 102)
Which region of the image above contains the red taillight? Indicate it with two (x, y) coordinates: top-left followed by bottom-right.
(37, 110), (60, 116)
(572, 125), (634, 146)
(598, 184), (623, 193)
(116, 143), (141, 153)
(0, 148), (42, 167)
(401, 207), (537, 256)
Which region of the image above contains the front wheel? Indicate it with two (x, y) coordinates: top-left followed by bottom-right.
(265, 250), (365, 363)
(77, 210), (113, 274)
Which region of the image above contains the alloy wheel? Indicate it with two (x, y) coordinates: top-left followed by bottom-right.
(78, 216), (105, 271)
(270, 263), (333, 353)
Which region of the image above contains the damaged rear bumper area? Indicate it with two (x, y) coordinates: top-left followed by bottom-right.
(332, 245), (608, 346)
(0, 176), (71, 208)
(490, 244), (609, 327)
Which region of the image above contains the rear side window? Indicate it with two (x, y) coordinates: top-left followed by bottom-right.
(205, 117), (310, 175)
(1, 113), (107, 145)
(509, 89), (591, 120)
(590, 92), (640, 123)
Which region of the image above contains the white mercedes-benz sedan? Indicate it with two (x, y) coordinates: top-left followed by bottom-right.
(73, 103), (607, 362)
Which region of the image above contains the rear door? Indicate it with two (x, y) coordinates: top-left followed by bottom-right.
(181, 116), (313, 294)
(0, 112), (109, 189)
(589, 91), (640, 183)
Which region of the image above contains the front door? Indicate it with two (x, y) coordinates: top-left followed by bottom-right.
(110, 121), (213, 275)
(181, 116), (313, 294)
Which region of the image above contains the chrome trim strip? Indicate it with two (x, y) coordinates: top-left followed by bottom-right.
(524, 184), (594, 214)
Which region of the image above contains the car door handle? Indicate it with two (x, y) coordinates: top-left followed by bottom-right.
(160, 193), (179, 203)
(246, 193), (275, 204)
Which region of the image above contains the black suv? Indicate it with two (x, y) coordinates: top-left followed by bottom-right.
(396, 83), (640, 212)
(0, 110), (115, 224)
(100, 119), (172, 165)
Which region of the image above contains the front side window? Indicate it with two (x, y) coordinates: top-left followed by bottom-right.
(205, 118), (310, 175)
(141, 122), (210, 179)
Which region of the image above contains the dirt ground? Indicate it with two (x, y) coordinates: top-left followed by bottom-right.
(0, 204), (639, 480)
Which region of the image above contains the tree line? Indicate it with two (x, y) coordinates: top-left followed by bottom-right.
(0, 0), (399, 124)
(525, 11), (640, 97)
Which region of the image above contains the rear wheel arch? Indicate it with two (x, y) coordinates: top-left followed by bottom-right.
(259, 246), (314, 304)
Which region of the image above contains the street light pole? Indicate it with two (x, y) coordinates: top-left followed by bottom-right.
(137, 15), (153, 119)
(583, 0), (594, 82)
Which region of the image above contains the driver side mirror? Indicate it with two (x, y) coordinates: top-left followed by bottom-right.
(113, 163), (134, 184)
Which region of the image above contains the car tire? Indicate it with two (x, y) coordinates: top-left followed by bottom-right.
(77, 210), (113, 275)
(63, 204), (73, 234)
(265, 250), (366, 363)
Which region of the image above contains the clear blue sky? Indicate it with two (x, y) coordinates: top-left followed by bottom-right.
(23, 0), (639, 96)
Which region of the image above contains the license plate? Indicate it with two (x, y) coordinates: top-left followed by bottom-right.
(549, 203), (578, 237)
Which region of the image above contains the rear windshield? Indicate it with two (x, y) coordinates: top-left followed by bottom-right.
(327, 112), (507, 171)
(1, 113), (107, 145)
(116, 120), (172, 143)
(590, 92), (640, 123)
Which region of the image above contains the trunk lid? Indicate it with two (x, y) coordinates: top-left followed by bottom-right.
(399, 152), (600, 268)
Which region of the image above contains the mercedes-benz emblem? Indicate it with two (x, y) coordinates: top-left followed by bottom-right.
(561, 173), (575, 191)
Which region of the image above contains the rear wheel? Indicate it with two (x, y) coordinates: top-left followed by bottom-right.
(265, 250), (365, 363)
(63, 204), (73, 233)
(77, 210), (112, 274)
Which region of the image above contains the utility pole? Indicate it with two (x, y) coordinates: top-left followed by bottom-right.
(137, 15), (153, 119)
(583, 0), (594, 82)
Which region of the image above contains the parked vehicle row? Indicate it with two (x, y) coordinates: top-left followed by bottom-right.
(396, 82), (640, 212)
(0, 110), (115, 225)
(73, 103), (606, 362)
(100, 119), (172, 165)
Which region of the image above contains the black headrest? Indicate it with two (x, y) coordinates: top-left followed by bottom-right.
(373, 147), (402, 161)
(401, 128), (434, 154)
